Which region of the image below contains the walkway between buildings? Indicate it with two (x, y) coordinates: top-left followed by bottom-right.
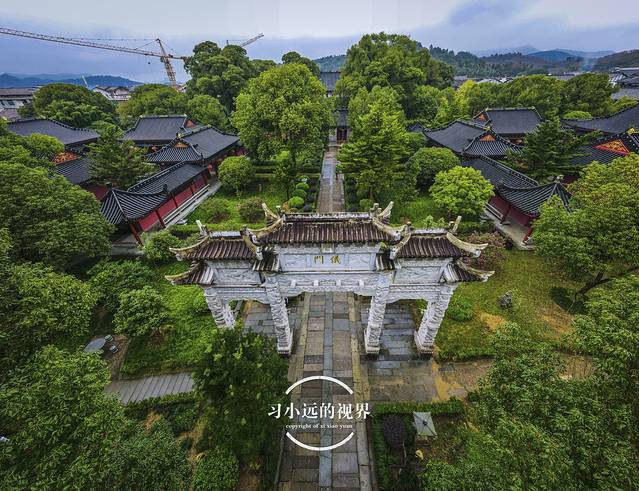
(105, 372), (194, 404)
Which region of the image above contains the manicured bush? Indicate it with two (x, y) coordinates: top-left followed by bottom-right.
(192, 447), (239, 491)
(409, 147), (459, 190)
(237, 197), (264, 223)
(218, 156), (255, 195)
(303, 204), (314, 212)
(88, 259), (153, 312)
(292, 188), (307, 199)
(199, 197), (232, 222)
(464, 232), (507, 271)
(143, 230), (182, 264)
(359, 198), (374, 210)
(456, 220), (494, 236)
(430, 167), (494, 218)
(447, 295), (474, 322)
(295, 181), (310, 191)
(114, 286), (170, 337)
(288, 196), (304, 209)
(305, 192), (316, 203)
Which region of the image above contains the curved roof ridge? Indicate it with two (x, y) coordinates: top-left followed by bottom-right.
(462, 131), (522, 152)
(10, 117), (97, 133)
(127, 161), (189, 191)
(477, 155), (539, 185)
(563, 103), (639, 123)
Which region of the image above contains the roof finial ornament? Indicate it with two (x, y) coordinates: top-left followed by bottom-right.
(196, 219), (208, 237)
(262, 203), (280, 223)
(450, 216), (462, 234)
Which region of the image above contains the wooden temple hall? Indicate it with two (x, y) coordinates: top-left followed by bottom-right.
(166, 203), (493, 356)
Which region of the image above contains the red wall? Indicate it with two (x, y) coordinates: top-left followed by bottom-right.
(85, 184), (109, 200)
(490, 194), (533, 227)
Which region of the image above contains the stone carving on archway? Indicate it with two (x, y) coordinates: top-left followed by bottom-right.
(167, 203), (493, 356)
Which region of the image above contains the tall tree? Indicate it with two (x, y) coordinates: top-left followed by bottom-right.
(31, 83), (117, 127)
(232, 63), (332, 164)
(0, 162), (112, 268)
(273, 150), (299, 199)
(187, 94), (229, 130)
(0, 119), (63, 169)
(335, 33), (453, 120)
(430, 166), (494, 218)
(513, 117), (589, 176)
(347, 85), (404, 134)
(534, 154), (639, 295)
(560, 73), (616, 117)
(185, 42), (258, 113)
(496, 75), (563, 119)
(117, 84), (189, 125)
(281, 51), (320, 77)
(88, 125), (155, 188)
(338, 99), (409, 200)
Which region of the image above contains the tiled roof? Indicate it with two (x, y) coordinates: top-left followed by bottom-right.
(128, 161), (204, 194)
(100, 188), (168, 225)
(122, 115), (201, 144)
(319, 71), (340, 91)
(0, 108), (20, 122)
(334, 109), (348, 127)
(0, 87), (38, 97)
(56, 155), (92, 184)
(570, 132), (639, 166)
(178, 236), (254, 261)
(7, 118), (99, 146)
(612, 87), (639, 101)
(563, 104), (639, 134)
(462, 156), (538, 188)
(619, 75), (639, 87)
(473, 107), (542, 136)
(147, 126), (239, 164)
(396, 236), (471, 259)
(424, 120), (521, 157)
(497, 182), (571, 216)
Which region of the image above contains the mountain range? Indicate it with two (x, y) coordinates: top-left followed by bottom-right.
(0, 73), (142, 88)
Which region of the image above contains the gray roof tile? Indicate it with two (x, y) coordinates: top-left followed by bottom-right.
(8, 118), (99, 146)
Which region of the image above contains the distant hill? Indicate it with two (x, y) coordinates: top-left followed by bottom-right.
(473, 45), (538, 57)
(594, 50), (639, 71)
(314, 55), (346, 72)
(0, 73), (143, 88)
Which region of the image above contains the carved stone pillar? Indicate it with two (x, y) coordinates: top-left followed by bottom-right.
(364, 273), (391, 355)
(204, 290), (235, 328)
(265, 280), (292, 356)
(414, 287), (456, 354)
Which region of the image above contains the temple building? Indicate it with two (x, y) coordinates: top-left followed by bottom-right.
(101, 161), (211, 243)
(472, 107), (542, 144)
(166, 204), (492, 356)
(8, 118), (99, 151)
(462, 155), (571, 244)
(563, 104), (639, 135)
(146, 126), (242, 171)
(122, 115), (206, 150)
(570, 131), (639, 170)
(417, 120), (522, 159)
(329, 108), (350, 144)
(318, 71), (340, 97)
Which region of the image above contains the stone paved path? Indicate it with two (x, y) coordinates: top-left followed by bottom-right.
(317, 147), (344, 213)
(105, 372), (194, 404)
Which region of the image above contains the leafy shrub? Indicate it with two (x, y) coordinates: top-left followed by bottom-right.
(356, 187), (369, 199)
(409, 147), (459, 190)
(237, 197), (264, 223)
(114, 286), (170, 337)
(88, 259), (153, 312)
(199, 198), (231, 222)
(143, 230), (182, 264)
(347, 204), (358, 212)
(292, 188), (307, 199)
(447, 296), (474, 322)
(192, 292), (210, 314)
(179, 437), (194, 453)
(192, 447), (239, 491)
(464, 232), (507, 271)
(218, 156), (255, 195)
(563, 110), (592, 120)
(305, 192), (316, 203)
(359, 198), (374, 210)
(382, 414), (407, 450)
(456, 220), (494, 235)
(288, 196), (304, 209)
(430, 167), (494, 218)
(295, 181), (309, 191)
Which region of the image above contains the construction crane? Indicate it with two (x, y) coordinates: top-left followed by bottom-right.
(0, 27), (188, 89)
(226, 33), (264, 48)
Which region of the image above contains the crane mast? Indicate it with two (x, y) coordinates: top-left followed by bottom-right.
(0, 27), (187, 89)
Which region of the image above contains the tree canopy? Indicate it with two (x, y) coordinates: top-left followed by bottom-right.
(232, 63), (332, 164)
(336, 33), (454, 122)
(282, 50), (320, 77)
(534, 154), (639, 294)
(30, 83), (117, 128)
(0, 118), (63, 170)
(218, 155), (255, 196)
(430, 166), (494, 218)
(408, 146), (459, 190)
(117, 84), (189, 125)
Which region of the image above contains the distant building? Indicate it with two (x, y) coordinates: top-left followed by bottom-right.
(473, 107), (542, 144)
(318, 71), (340, 97)
(92, 85), (132, 103)
(122, 114), (205, 150)
(0, 108), (20, 121)
(329, 109), (350, 144)
(0, 87), (38, 109)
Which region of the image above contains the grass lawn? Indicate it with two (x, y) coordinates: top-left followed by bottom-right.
(187, 180), (288, 231)
(390, 191), (446, 227)
(435, 250), (581, 360)
(120, 262), (217, 377)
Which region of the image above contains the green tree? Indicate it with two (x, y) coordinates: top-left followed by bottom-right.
(192, 447), (240, 491)
(143, 229), (182, 263)
(338, 99), (409, 200)
(0, 162), (112, 268)
(0, 262), (96, 378)
(232, 63), (332, 164)
(185, 42), (258, 113)
(534, 155), (639, 295)
(513, 117), (590, 176)
(348, 85), (404, 134)
(408, 147), (459, 190)
(433, 81), (476, 126)
(114, 286), (169, 337)
(273, 150), (298, 199)
(562, 110), (592, 119)
(335, 33), (453, 120)
(88, 124), (155, 188)
(411, 85), (442, 125)
(194, 328), (289, 462)
(560, 73), (616, 117)
(282, 51), (320, 77)
(88, 259), (153, 312)
(0, 119), (64, 169)
(187, 93), (229, 130)
(465, 82), (501, 117)
(118, 84), (189, 125)
(496, 75), (563, 119)
(31, 83), (116, 127)
(430, 166), (493, 218)
(218, 155), (255, 195)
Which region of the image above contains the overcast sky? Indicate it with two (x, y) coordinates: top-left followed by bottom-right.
(1, 0), (638, 81)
